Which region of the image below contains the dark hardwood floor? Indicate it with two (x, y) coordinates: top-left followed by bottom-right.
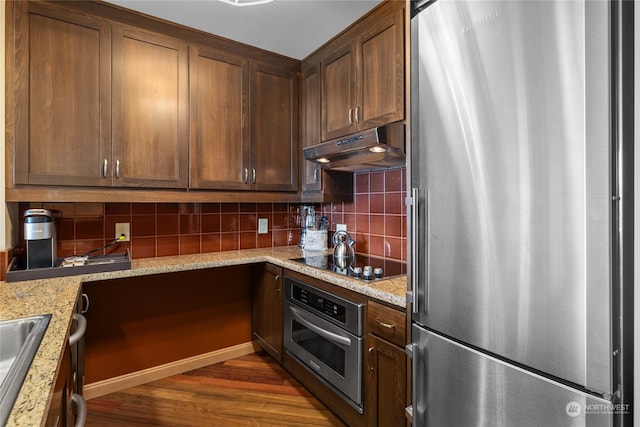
(85, 351), (345, 426)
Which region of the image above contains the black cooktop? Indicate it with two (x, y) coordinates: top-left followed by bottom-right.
(291, 253), (406, 280)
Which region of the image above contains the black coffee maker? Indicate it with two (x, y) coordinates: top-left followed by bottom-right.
(24, 209), (56, 269)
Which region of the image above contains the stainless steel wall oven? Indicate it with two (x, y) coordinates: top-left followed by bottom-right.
(283, 276), (364, 412)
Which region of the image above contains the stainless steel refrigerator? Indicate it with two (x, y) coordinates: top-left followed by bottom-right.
(407, 0), (634, 426)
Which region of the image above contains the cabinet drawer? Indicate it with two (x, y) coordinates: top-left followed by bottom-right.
(367, 300), (405, 346)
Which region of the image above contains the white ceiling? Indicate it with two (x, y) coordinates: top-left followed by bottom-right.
(104, 0), (383, 60)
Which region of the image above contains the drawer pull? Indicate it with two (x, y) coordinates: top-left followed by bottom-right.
(375, 318), (396, 330)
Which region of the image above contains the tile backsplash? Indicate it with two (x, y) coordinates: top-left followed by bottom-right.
(17, 167), (407, 261)
(320, 167), (406, 260)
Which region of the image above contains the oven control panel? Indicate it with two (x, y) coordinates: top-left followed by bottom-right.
(285, 277), (363, 337)
(292, 285), (346, 323)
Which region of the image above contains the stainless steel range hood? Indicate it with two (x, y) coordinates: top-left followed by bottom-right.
(303, 121), (405, 172)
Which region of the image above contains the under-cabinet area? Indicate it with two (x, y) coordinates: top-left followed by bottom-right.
(82, 266), (253, 386)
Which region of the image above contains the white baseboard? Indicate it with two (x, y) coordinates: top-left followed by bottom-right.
(83, 341), (260, 400)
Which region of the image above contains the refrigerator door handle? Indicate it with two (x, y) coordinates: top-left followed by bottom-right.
(409, 188), (420, 314)
(405, 342), (417, 424)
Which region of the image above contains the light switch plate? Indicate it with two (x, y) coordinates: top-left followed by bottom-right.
(258, 218), (268, 234)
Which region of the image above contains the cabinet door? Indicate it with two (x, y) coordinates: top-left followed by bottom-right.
(190, 46), (250, 190)
(366, 334), (407, 427)
(112, 25), (188, 188)
(359, 7), (405, 130)
(301, 63), (322, 192)
(45, 340), (70, 427)
(14, 3), (111, 186)
(321, 42), (358, 141)
(251, 62), (298, 192)
(252, 264), (284, 363)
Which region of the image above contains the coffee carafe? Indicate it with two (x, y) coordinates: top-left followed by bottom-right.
(298, 205), (315, 248)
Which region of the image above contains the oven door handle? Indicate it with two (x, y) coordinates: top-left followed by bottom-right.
(289, 305), (352, 347)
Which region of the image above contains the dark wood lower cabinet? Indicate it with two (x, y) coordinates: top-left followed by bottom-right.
(251, 263), (284, 363)
(45, 343), (71, 427)
(365, 300), (408, 426)
(365, 334), (407, 427)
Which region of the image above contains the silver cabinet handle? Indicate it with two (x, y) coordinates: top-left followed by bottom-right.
(289, 305), (351, 347)
(313, 168), (319, 182)
(251, 168), (256, 184)
(243, 168), (249, 183)
(115, 160), (120, 178)
(81, 293), (89, 314)
(71, 393), (87, 427)
(69, 313), (86, 346)
(274, 275), (281, 292)
(355, 106), (360, 123)
(102, 159), (108, 178)
(348, 108), (353, 125)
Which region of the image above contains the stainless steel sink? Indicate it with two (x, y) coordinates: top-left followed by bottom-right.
(0, 314), (51, 425)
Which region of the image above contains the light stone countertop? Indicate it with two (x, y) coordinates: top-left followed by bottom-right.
(1, 246), (407, 426)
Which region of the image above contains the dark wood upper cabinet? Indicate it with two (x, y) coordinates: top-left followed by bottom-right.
(359, 7), (405, 130)
(320, 1), (405, 141)
(300, 61), (353, 202)
(9, 1), (299, 200)
(13, 2), (112, 186)
(111, 25), (189, 188)
(251, 62), (298, 192)
(321, 41), (358, 141)
(12, 3), (189, 189)
(189, 46), (250, 190)
(301, 63), (322, 192)
(190, 49), (298, 192)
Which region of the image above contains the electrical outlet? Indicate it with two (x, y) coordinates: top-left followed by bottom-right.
(258, 218), (268, 234)
(115, 223), (130, 242)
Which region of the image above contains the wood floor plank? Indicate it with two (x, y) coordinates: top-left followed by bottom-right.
(86, 351), (345, 426)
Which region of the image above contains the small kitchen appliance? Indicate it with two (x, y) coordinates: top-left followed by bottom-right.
(297, 205), (315, 248)
(284, 276), (364, 412)
(24, 209), (56, 269)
